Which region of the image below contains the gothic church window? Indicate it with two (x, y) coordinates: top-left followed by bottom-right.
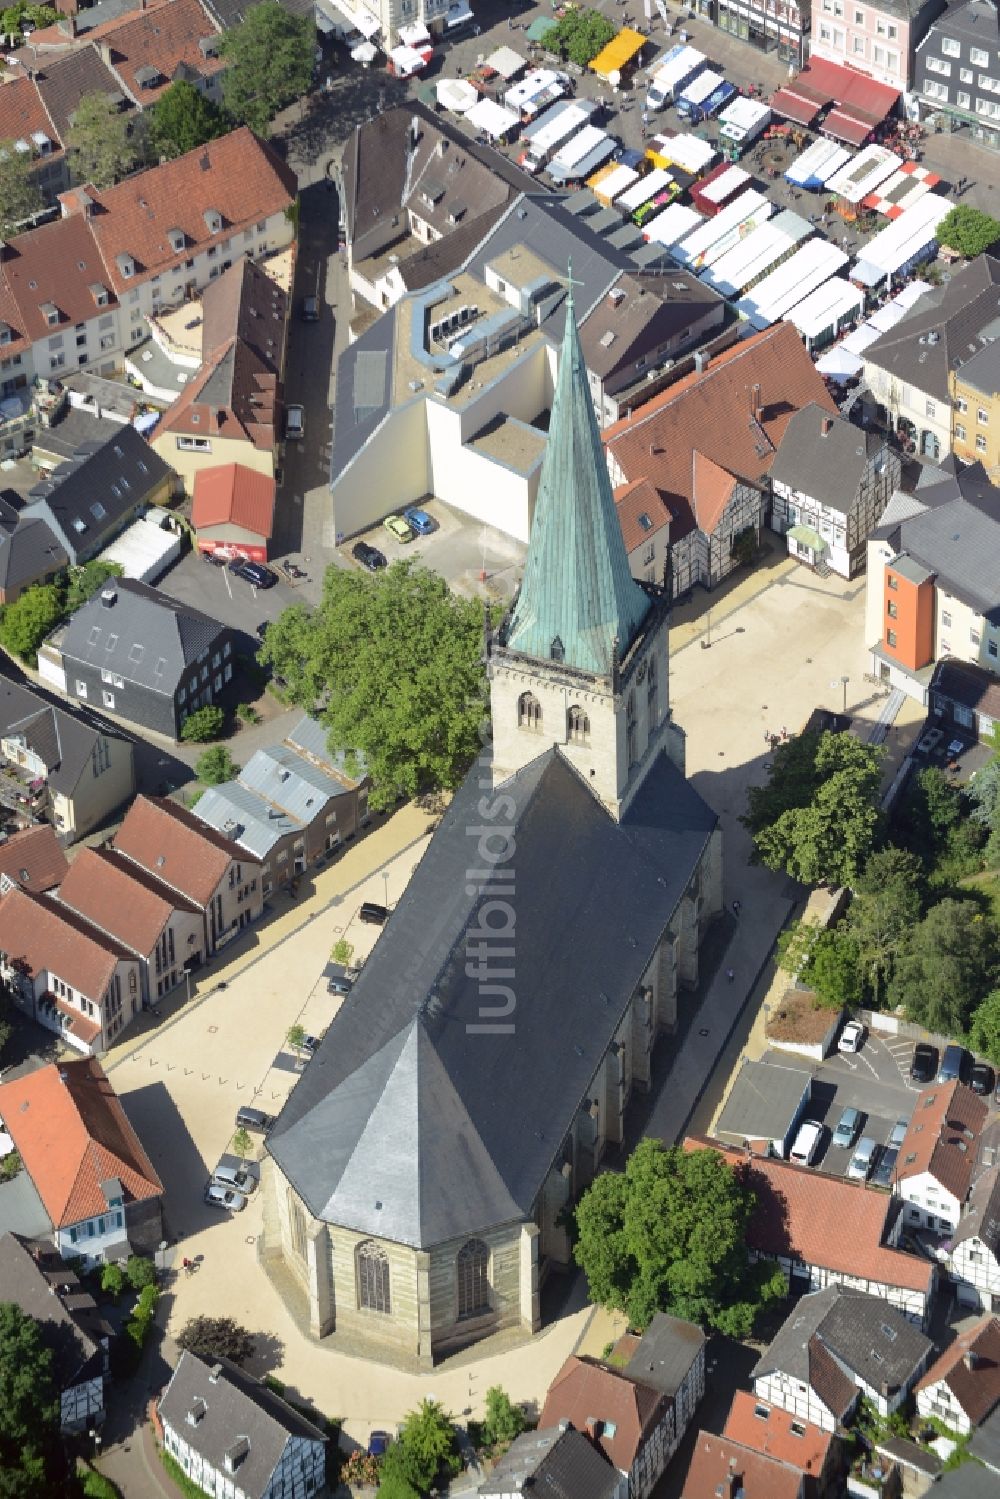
(647, 654), (658, 722)
(457, 1239), (490, 1318)
(288, 1192), (307, 1258)
(518, 691), (542, 730)
(567, 705), (590, 743)
(627, 691), (638, 768)
(357, 1240), (391, 1314)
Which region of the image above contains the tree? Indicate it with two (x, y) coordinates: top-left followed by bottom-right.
(332, 938), (354, 966)
(846, 847), (923, 1007)
(743, 730), (884, 888)
(195, 744), (241, 784)
(259, 562), (487, 808)
(0, 4), (59, 42)
(100, 1263), (125, 1300)
(970, 757), (1000, 830)
(67, 92), (141, 189)
(125, 1254), (156, 1291)
(147, 80), (228, 161)
(936, 204), (1000, 258)
(376, 1444), (422, 1499)
(396, 1400), (460, 1490)
(64, 560), (125, 615)
(889, 898), (999, 1036)
(180, 705), (225, 742)
(176, 1315), (255, 1366)
(573, 1139), (786, 1337)
(776, 920), (862, 1009)
(0, 140), (43, 237)
(0, 1302), (60, 1497)
(0, 584), (64, 664)
(287, 1023), (306, 1050)
(969, 989), (1000, 1067)
(232, 1127), (252, 1166)
(482, 1386), (526, 1449)
(543, 8), (615, 66)
(220, 4), (315, 136)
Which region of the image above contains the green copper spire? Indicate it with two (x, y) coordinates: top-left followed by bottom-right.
(506, 268), (652, 677)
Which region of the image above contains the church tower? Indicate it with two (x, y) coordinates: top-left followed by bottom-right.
(488, 276), (683, 821)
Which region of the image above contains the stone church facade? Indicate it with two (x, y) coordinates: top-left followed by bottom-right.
(259, 286), (723, 1368)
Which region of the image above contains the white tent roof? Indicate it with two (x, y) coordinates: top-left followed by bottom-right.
(399, 21), (431, 47)
(389, 43), (428, 75)
(465, 97), (519, 138)
(643, 201), (702, 247)
(352, 6), (381, 38)
(351, 39), (378, 61)
(650, 131), (717, 175)
(486, 45), (526, 79)
(436, 78), (478, 113)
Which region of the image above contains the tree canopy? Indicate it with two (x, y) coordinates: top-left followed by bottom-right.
(195, 744), (241, 785)
(743, 730), (884, 887)
(220, 3), (315, 135)
(0, 139), (42, 238)
(147, 80), (229, 160)
(0, 1302), (60, 1498)
(64, 560), (124, 616)
(176, 1315), (255, 1365)
(482, 1386), (526, 1449)
(936, 204), (1000, 258)
(0, 584), (64, 665)
(259, 561), (488, 808)
(180, 705), (225, 743)
(889, 897), (999, 1036)
(573, 1139), (786, 1337)
(969, 988), (1000, 1067)
(543, 8), (615, 65)
(846, 846), (923, 1007)
(66, 92), (141, 188)
(378, 1400), (460, 1497)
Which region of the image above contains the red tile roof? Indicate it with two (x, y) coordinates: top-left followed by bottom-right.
(683, 1430), (805, 1499)
(0, 74), (59, 154)
(604, 325), (835, 542)
(614, 477), (670, 555)
(723, 1392), (832, 1479)
(915, 1316), (1000, 1427)
(114, 794), (258, 906)
(57, 845), (181, 957)
(0, 825), (70, 894)
(0, 885), (127, 1000)
(691, 450), (738, 535)
(896, 1082), (987, 1202)
(686, 1139), (934, 1295)
(1, 212), (115, 345)
(92, 0), (223, 104)
(191, 463), (275, 541)
(0, 1057), (161, 1227)
(155, 337), (279, 452)
(539, 1356), (663, 1473)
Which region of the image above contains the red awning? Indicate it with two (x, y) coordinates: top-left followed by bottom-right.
(823, 106), (874, 147)
(769, 87), (821, 126)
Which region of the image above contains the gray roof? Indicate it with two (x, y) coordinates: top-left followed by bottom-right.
(888, 553), (935, 585)
(0, 676), (129, 798)
(969, 1402), (1000, 1473)
(478, 1425), (619, 1498)
(60, 579), (227, 695)
(864, 254), (1000, 403)
(158, 1351), (326, 1499)
(36, 45), (128, 141)
(0, 1169), (51, 1239)
(769, 403), (886, 518)
(715, 1059), (810, 1146)
(239, 745), (350, 824)
(932, 1462), (1000, 1499)
(285, 714), (366, 783)
(624, 1313), (706, 1399)
(194, 781), (298, 861)
(954, 1164), (1000, 1254)
(329, 302), (397, 489)
(268, 747), (717, 1247)
(754, 1284), (931, 1400)
(921, 0), (1000, 48)
(894, 496), (1000, 620)
(0, 517), (68, 598)
(957, 337), (1000, 399)
(0, 1233), (106, 1388)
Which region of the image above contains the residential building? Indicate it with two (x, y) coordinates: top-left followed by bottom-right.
(478, 1425), (626, 1499)
(604, 325), (837, 595)
(90, 0), (225, 107)
(950, 340), (1000, 473)
(157, 1351), (327, 1499)
(191, 464), (275, 561)
(539, 1356), (678, 1499)
(769, 405), (900, 578)
(615, 478), (672, 588)
(21, 424), (173, 566)
(864, 460), (1000, 699)
(752, 1285), (932, 1431)
(894, 1081), (988, 1238)
(710, 0), (811, 68)
(0, 675), (135, 841)
(0, 72), (68, 206)
(48, 578), (237, 739)
(929, 656), (1000, 738)
(688, 1139), (937, 1325)
(0, 506), (69, 605)
(950, 1164), (1000, 1311)
(0, 1057), (163, 1262)
(864, 255), (1000, 460)
(682, 1430), (806, 1499)
(930, 1466), (1000, 1499)
(114, 795), (264, 956)
(969, 1400), (1000, 1471)
(722, 1391), (837, 1497)
(0, 1232), (110, 1433)
(914, 0), (1000, 148)
(57, 847), (206, 1003)
(713, 1059), (811, 1158)
(617, 1313), (707, 1466)
(811, 0), (945, 90)
(915, 1315), (1000, 1433)
(193, 716), (369, 894)
(263, 290), (722, 1368)
(0, 824), (70, 894)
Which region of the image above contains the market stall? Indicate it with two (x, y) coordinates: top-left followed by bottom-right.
(465, 96), (520, 141)
(436, 78), (478, 113)
(485, 45), (526, 80)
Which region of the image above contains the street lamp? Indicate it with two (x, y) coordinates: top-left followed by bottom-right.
(841, 675), (850, 714)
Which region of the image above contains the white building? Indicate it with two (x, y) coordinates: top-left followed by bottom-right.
(950, 1165), (1000, 1312)
(915, 1315), (1000, 1436)
(894, 1082), (987, 1239)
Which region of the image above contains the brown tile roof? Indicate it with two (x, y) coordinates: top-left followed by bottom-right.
(604, 324), (835, 542)
(539, 1356), (664, 1473)
(0, 1057), (162, 1228)
(915, 1316), (1000, 1427)
(0, 73), (59, 155)
(35, 44), (129, 144)
(0, 825), (70, 894)
(1, 212), (116, 344)
(682, 1430), (805, 1499)
(0, 885), (128, 1000)
(201, 255), (287, 369)
(807, 1337), (858, 1422)
(723, 1391), (832, 1478)
(155, 336), (279, 452)
(691, 450), (738, 535)
(686, 1139), (933, 1295)
(114, 794), (258, 906)
(896, 1082), (987, 1201)
(0, 277), (29, 357)
(57, 845), (185, 957)
(92, 0), (223, 104)
(191, 464), (275, 541)
(614, 477), (670, 555)
(60, 127), (297, 294)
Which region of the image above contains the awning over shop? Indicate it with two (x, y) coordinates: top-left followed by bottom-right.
(787, 525), (826, 551)
(485, 45), (526, 79)
(445, 1), (474, 29)
(589, 27), (645, 80)
(352, 7), (382, 39)
(815, 345), (864, 379)
(769, 87), (821, 127)
(465, 96), (519, 139)
(772, 55), (899, 139)
(823, 105), (873, 147)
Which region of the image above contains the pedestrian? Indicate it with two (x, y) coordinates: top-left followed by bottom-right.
(726, 968), (735, 983)
(732, 899), (742, 917)
(764, 728), (771, 746)
(780, 725), (788, 741)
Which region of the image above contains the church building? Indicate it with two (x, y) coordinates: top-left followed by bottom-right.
(260, 285), (723, 1368)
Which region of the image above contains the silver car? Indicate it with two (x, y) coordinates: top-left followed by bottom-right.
(212, 1163), (256, 1196)
(848, 1137), (879, 1182)
(204, 1182), (247, 1213)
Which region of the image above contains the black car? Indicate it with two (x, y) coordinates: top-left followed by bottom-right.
(971, 1061), (996, 1097)
(359, 900), (388, 925)
(910, 1043), (938, 1083)
(230, 559), (278, 589)
(871, 1146), (898, 1189)
(328, 975), (354, 996)
(236, 1106), (276, 1134)
(352, 540), (387, 572)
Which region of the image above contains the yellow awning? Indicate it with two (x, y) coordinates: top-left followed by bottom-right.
(588, 27), (645, 79)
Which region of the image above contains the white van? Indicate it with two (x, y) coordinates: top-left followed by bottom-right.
(789, 1120), (823, 1166)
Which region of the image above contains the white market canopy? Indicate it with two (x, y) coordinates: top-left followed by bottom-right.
(436, 77), (478, 113)
(351, 39), (378, 62)
(465, 96), (519, 139)
(389, 43), (429, 76)
(485, 45), (526, 80)
(398, 21), (431, 47)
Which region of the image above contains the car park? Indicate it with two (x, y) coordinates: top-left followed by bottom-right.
(383, 513), (415, 544)
(205, 1182), (247, 1213)
(910, 1043), (938, 1082)
(888, 1118), (908, 1148)
(403, 506), (435, 535)
(236, 1106), (275, 1134)
(351, 540), (387, 572)
(285, 403), (305, 440)
(359, 901), (388, 925)
(832, 1106), (863, 1150)
(212, 1163), (257, 1195)
(872, 1146), (899, 1188)
(971, 1061), (996, 1097)
(789, 1119), (824, 1165)
(838, 1019), (865, 1054)
(848, 1136), (879, 1181)
(938, 1043), (969, 1083)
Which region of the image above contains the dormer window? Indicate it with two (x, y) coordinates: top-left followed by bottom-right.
(203, 207), (223, 234)
(89, 283), (109, 307)
(168, 227), (185, 254)
(224, 1437), (249, 1474)
(116, 253), (135, 279)
(40, 301), (60, 327)
(198, 35), (219, 57)
(0, 324), (11, 346)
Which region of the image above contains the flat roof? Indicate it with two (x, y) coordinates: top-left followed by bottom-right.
(715, 1058), (810, 1145)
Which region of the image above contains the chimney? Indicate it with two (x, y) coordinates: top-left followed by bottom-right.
(751, 382), (762, 422)
(208, 1362), (223, 1383)
(694, 350), (709, 374)
(58, 13), (78, 37)
(821, 416), (834, 436)
(584, 1418), (599, 1440)
(964, 1350), (979, 1372)
(100, 586), (117, 608)
(557, 1418), (571, 1433)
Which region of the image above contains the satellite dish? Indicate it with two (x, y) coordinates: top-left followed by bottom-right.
(608, 68), (621, 89)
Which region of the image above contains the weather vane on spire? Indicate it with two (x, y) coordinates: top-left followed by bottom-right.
(563, 258), (584, 308)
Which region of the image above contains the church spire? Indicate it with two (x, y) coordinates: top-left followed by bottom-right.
(506, 264), (652, 678)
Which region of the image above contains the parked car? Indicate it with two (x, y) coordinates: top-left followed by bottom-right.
(359, 900), (388, 925)
(971, 1061), (996, 1097)
(328, 974), (353, 996)
(285, 403), (305, 440)
(236, 1106), (275, 1134)
(299, 1032), (324, 1055)
(872, 1146), (899, 1189)
(212, 1163), (257, 1195)
(937, 1043), (969, 1083)
(301, 293), (320, 321)
(205, 1182), (247, 1212)
(888, 1118), (908, 1148)
(789, 1119), (824, 1166)
(838, 1019), (866, 1054)
(230, 559), (278, 589)
(848, 1137), (879, 1181)
(351, 540), (387, 572)
(832, 1106), (863, 1151)
(403, 505), (435, 535)
(910, 1043), (938, 1082)
(383, 513), (415, 544)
